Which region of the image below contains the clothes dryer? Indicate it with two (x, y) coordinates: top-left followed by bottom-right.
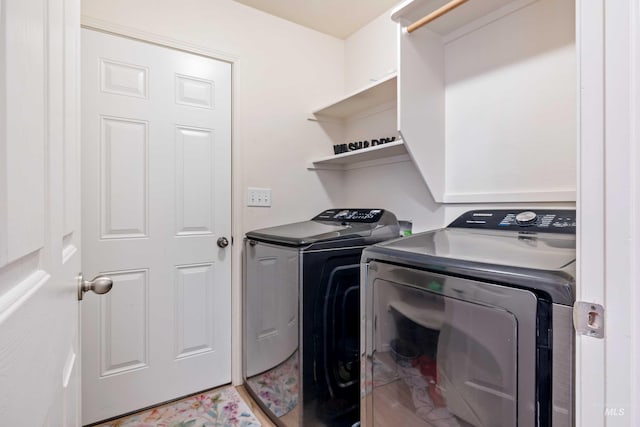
(361, 209), (575, 427)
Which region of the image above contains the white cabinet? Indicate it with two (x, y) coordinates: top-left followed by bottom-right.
(392, 0), (577, 203)
(308, 73), (409, 171)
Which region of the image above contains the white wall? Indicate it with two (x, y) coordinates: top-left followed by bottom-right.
(444, 0), (576, 200)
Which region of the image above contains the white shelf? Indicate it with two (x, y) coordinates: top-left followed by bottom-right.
(391, 0), (524, 37)
(311, 73), (397, 120)
(308, 140), (409, 171)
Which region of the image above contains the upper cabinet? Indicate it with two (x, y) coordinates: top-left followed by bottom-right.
(392, 0), (577, 203)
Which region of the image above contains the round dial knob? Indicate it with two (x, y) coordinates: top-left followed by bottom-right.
(515, 211), (537, 225)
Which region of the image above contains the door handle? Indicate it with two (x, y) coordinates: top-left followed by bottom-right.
(77, 273), (113, 300)
(217, 237), (229, 248)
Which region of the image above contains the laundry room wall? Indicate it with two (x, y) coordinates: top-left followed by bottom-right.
(339, 7), (576, 233)
(81, 0), (346, 232)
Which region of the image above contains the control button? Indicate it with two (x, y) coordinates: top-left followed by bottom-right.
(515, 211), (537, 225)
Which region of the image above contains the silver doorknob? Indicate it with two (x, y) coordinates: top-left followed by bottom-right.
(77, 273), (113, 300)
(217, 237), (229, 248)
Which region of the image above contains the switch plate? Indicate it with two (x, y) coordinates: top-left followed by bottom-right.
(247, 187), (272, 207)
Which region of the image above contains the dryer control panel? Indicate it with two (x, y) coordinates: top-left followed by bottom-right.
(448, 209), (576, 234)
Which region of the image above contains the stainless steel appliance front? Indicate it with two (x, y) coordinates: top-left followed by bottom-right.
(360, 208), (575, 427)
(362, 262), (544, 427)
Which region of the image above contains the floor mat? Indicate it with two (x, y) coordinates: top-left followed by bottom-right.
(101, 386), (261, 427)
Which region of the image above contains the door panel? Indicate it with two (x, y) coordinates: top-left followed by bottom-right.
(0, 0), (81, 425)
(81, 29), (232, 424)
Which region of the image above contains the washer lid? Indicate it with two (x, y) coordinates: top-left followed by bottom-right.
(245, 208), (400, 246)
(364, 228), (576, 305)
(246, 220), (356, 246)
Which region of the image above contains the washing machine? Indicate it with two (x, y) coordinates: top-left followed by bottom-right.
(360, 209), (575, 427)
(243, 208), (400, 427)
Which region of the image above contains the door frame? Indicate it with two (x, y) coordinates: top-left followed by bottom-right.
(577, 0), (639, 425)
(79, 17), (245, 386)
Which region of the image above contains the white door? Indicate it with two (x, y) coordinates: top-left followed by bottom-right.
(0, 0), (82, 425)
(81, 29), (232, 424)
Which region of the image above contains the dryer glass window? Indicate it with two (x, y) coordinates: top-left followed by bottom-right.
(368, 279), (518, 427)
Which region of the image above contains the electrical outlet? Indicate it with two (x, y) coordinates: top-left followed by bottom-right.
(247, 187), (272, 207)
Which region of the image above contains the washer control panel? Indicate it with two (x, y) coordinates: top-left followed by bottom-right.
(313, 208), (385, 223)
(448, 209), (576, 234)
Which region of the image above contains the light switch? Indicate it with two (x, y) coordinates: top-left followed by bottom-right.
(247, 187), (272, 207)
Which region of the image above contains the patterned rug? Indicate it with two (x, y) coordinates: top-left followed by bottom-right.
(101, 386), (261, 427)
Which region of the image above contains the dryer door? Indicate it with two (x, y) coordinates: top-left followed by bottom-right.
(362, 261), (542, 427)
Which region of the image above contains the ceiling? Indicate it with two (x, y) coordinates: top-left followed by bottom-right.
(233, 0), (401, 39)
